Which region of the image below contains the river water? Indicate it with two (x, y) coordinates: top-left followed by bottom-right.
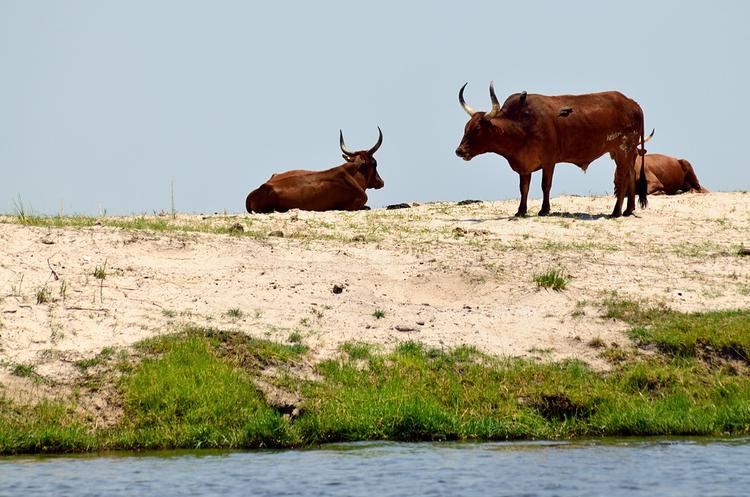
(1, 439), (748, 497)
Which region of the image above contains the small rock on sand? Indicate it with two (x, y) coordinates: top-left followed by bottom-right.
(395, 324), (417, 332)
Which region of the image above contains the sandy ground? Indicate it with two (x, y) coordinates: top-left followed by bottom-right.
(1, 192), (749, 396)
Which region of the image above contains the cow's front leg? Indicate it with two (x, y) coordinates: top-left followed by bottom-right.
(539, 165), (554, 216)
(515, 173), (531, 217)
(344, 190), (368, 211)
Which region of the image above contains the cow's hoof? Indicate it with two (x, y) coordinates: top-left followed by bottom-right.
(623, 209), (635, 217)
(514, 210), (527, 218)
(609, 211), (622, 219)
(538, 208), (550, 217)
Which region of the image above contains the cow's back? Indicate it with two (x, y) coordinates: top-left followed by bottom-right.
(533, 91), (643, 165)
(263, 168), (356, 211)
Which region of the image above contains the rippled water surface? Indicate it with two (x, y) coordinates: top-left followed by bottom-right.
(2, 439), (748, 497)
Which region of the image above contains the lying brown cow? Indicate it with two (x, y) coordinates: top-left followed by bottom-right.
(635, 153), (708, 195)
(246, 128), (384, 213)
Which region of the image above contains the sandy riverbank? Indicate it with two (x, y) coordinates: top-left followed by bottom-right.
(1, 192), (748, 393)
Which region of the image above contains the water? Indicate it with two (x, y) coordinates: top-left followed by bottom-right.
(1, 439), (748, 497)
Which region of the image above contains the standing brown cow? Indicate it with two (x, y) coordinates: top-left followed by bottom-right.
(455, 82), (649, 217)
(246, 128), (384, 213)
(635, 153), (708, 195)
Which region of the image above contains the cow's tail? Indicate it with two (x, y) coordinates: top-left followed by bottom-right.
(637, 120), (648, 209)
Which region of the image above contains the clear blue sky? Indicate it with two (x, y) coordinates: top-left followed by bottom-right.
(2, 1), (748, 215)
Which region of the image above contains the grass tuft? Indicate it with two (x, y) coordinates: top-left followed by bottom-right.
(533, 268), (568, 290)
(226, 308), (243, 319)
(93, 260), (108, 280)
(74, 347), (116, 372)
(12, 364), (37, 378)
(35, 286), (51, 304)
(340, 342), (372, 360)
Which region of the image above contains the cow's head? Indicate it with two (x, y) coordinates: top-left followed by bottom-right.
(340, 127), (385, 189)
(455, 82), (525, 161)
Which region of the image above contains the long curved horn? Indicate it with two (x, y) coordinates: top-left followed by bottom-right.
(483, 80), (501, 120)
(367, 126), (383, 155)
(459, 83), (477, 117)
(640, 128), (655, 145)
(340, 130), (354, 156)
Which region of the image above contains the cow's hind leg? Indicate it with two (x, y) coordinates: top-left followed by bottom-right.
(680, 160), (706, 193)
(539, 165), (554, 216)
(613, 145), (639, 217)
(516, 173), (531, 217)
(624, 153), (640, 215)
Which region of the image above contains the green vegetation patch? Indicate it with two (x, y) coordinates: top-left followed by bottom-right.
(298, 341), (750, 442)
(74, 347), (116, 372)
(533, 268), (568, 290)
(0, 214), (269, 238)
(135, 326), (308, 370)
(340, 342), (373, 360)
(603, 299), (750, 363)
(114, 336), (289, 450)
(0, 399), (97, 454)
(1, 315), (749, 455)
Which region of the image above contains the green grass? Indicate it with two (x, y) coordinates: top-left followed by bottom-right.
(601, 297), (669, 325)
(296, 341), (750, 442)
(74, 347), (115, 372)
(372, 309), (386, 319)
(93, 260), (108, 280)
(11, 364), (37, 379)
(0, 399), (97, 454)
(113, 336), (289, 450)
(226, 308), (243, 319)
(633, 313), (750, 361)
(603, 299), (750, 362)
(35, 286), (51, 304)
(0, 213), (269, 239)
(135, 326), (309, 366)
(1, 316), (749, 455)
(533, 269), (568, 290)
(340, 342), (373, 360)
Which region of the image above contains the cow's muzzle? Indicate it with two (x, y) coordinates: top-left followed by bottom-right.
(455, 147), (472, 161)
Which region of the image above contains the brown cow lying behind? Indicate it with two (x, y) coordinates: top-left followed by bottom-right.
(246, 128), (384, 213)
(635, 153), (708, 195)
